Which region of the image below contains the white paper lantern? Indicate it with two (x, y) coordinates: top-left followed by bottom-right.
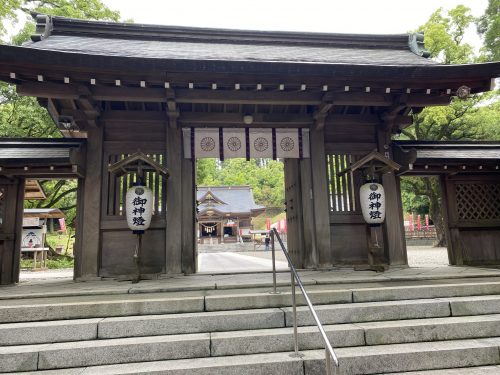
(360, 182), (386, 225)
(126, 185), (153, 231)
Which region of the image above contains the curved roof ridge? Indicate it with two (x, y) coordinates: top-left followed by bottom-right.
(31, 13), (414, 50)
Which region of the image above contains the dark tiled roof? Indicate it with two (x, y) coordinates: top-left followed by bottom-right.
(26, 35), (435, 66)
(22, 14), (435, 67)
(393, 140), (500, 163)
(0, 138), (84, 165)
(197, 186), (265, 215)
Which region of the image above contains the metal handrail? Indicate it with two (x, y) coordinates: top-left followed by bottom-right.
(270, 228), (340, 375)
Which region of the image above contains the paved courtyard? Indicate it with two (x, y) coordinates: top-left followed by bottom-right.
(18, 244), (451, 281)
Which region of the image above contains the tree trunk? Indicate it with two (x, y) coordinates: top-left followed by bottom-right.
(424, 177), (447, 247)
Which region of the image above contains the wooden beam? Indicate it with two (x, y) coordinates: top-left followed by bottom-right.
(325, 114), (412, 127)
(175, 89), (322, 105)
(17, 81), (452, 107)
(101, 110), (167, 123)
(179, 112), (313, 125)
(325, 92), (450, 107)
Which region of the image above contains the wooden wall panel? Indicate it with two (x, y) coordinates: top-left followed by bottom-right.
(100, 229), (165, 277)
(331, 224), (369, 264)
(445, 175), (500, 266)
(460, 230), (500, 265)
(324, 124), (377, 144)
(104, 121), (166, 143)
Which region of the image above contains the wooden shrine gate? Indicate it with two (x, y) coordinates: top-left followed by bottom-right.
(0, 139), (85, 285)
(393, 141), (500, 266)
(0, 14), (498, 282)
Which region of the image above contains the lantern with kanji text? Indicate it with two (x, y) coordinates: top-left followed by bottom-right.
(126, 184), (153, 232)
(360, 182), (386, 225)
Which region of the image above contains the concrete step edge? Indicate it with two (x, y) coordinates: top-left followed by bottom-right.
(3, 338), (500, 374)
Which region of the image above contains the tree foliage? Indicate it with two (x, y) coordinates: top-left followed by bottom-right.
(0, 0), (121, 227)
(400, 5), (499, 246)
(477, 0), (500, 62)
(418, 5), (475, 64)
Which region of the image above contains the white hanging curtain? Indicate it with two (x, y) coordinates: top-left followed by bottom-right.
(183, 128), (309, 159)
(249, 128), (273, 159)
(223, 129), (246, 159)
(194, 128), (219, 158)
(276, 129), (299, 159)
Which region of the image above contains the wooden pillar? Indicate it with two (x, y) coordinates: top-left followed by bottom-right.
(165, 109), (183, 274)
(73, 178), (85, 279)
(310, 118), (332, 267)
(79, 126), (103, 279)
(284, 159), (305, 267)
(0, 177), (24, 285)
(300, 157), (318, 268)
(440, 175), (459, 265)
(181, 156), (196, 274)
(441, 175), (463, 265)
(377, 120), (407, 266)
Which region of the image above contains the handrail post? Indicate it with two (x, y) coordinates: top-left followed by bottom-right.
(326, 348), (332, 375)
(270, 230), (278, 294)
(272, 228), (338, 367)
(290, 258), (300, 357)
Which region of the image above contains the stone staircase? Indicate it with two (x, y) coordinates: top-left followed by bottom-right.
(2, 276), (500, 374)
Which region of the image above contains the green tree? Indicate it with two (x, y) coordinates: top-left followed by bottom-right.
(196, 158), (285, 208)
(401, 5), (499, 246)
(477, 0), (500, 61)
(0, 0), (121, 227)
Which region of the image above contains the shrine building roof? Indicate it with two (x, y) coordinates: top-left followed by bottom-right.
(197, 186), (265, 217)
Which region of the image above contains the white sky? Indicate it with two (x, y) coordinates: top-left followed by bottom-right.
(5, 0), (489, 50)
(102, 0), (487, 40)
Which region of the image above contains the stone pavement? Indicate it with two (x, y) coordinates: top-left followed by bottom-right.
(6, 265), (500, 301)
(18, 245), (449, 282)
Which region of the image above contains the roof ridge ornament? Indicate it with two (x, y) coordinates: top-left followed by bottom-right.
(31, 13), (53, 42)
(408, 33), (430, 58)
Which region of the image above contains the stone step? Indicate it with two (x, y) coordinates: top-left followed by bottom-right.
(211, 314), (500, 356)
(3, 279), (500, 324)
(4, 338), (500, 374)
(0, 333), (210, 372)
(283, 298), (452, 326)
(352, 281), (500, 303)
(4, 295), (500, 346)
(0, 293), (205, 323)
(98, 307), (285, 339)
(4, 314), (500, 371)
(303, 338), (500, 374)
(204, 288), (352, 311)
(386, 366), (500, 374)
(0, 287), (350, 324)
(0, 318), (101, 346)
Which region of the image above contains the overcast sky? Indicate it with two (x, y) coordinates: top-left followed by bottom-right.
(102, 0), (488, 36)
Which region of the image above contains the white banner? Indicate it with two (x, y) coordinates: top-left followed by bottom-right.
(223, 129), (246, 159)
(276, 129), (299, 159)
(183, 128), (310, 159)
(249, 128), (273, 158)
(194, 128), (219, 158)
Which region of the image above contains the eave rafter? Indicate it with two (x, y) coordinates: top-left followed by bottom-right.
(16, 81), (454, 108)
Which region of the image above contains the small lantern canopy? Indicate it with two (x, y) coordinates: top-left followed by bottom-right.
(338, 150), (400, 226)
